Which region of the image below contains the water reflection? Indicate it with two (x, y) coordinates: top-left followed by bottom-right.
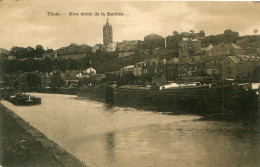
(1, 93), (259, 167)
(105, 132), (115, 163)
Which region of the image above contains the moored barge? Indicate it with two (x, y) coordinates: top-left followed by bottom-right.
(2, 90), (41, 106)
(112, 82), (258, 117)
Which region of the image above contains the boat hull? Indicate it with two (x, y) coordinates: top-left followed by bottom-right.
(113, 86), (258, 117)
(8, 95), (41, 106)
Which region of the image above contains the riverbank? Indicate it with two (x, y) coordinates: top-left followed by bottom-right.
(0, 103), (86, 167)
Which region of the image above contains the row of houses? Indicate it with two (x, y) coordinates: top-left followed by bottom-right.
(120, 53), (259, 82)
(2, 37), (260, 61)
(5, 67), (105, 89)
(112, 37), (260, 83)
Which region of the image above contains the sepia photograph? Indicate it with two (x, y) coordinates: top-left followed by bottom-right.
(0, 0), (260, 166)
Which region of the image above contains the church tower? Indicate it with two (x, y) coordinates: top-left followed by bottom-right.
(103, 18), (113, 46)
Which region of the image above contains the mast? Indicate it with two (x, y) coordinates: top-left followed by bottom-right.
(123, 54), (125, 82)
(166, 58), (169, 84)
(165, 36), (167, 48)
(90, 60), (92, 77)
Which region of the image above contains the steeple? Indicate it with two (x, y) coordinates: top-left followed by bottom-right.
(106, 18), (109, 26)
(103, 18), (113, 45)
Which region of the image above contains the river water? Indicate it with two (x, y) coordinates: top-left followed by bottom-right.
(1, 93), (260, 167)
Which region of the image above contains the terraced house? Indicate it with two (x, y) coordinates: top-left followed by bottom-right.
(221, 54), (260, 80)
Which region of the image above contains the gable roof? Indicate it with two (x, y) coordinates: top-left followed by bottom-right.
(205, 43), (214, 51)
(236, 54), (260, 62)
(221, 54), (260, 64)
(213, 43), (242, 51)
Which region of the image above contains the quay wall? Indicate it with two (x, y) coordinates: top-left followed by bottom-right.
(77, 87), (107, 103)
(113, 87), (210, 114)
(57, 88), (78, 95)
(23, 88), (78, 95)
(0, 103), (87, 167)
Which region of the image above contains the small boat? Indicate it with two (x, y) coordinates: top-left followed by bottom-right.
(8, 93), (41, 106)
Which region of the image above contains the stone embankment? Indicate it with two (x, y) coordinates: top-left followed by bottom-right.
(0, 103), (87, 167)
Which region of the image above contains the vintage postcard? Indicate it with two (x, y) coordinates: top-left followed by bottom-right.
(0, 0), (260, 167)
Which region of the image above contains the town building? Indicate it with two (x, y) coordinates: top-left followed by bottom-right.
(92, 74), (106, 82)
(205, 64), (221, 76)
(8, 55), (16, 60)
(235, 37), (260, 55)
(221, 54), (260, 80)
(179, 38), (202, 59)
(42, 52), (57, 59)
(120, 65), (135, 76)
(40, 73), (52, 88)
(130, 56), (206, 82)
(236, 38), (249, 50)
(118, 52), (134, 58)
(117, 40), (138, 52)
(85, 67), (96, 76)
(106, 42), (117, 52)
(174, 59), (204, 78)
(257, 48), (260, 56)
(103, 18), (113, 46)
(180, 30), (205, 40)
(134, 62), (144, 76)
(202, 43), (213, 52)
(63, 70), (79, 85)
(77, 68), (97, 79)
(92, 44), (102, 53)
(205, 43), (245, 57)
(56, 43), (91, 59)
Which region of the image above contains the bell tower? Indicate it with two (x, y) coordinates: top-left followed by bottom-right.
(103, 18), (113, 46)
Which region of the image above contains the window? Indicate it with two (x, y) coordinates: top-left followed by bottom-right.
(227, 67), (231, 75)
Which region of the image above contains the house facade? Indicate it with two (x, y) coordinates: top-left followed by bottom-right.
(221, 54), (260, 80)
(206, 43), (245, 57)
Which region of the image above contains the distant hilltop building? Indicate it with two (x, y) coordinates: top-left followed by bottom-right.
(180, 30), (205, 40)
(205, 43), (245, 57)
(56, 43), (91, 59)
(117, 40), (138, 52)
(103, 18), (113, 46)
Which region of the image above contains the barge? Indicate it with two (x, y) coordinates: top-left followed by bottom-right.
(112, 82), (258, 117)
(2, 90), (41, 106)
(8, 94), (41, 106)
(76, 81), (258, 117)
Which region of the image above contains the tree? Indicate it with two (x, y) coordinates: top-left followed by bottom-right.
(121, 72), (136, 84)
(26, 47), (36, 58)
(26, 72), (41, 88)
(199, 30), (205, 37)
(35, 45), (45, 58)
(173, 31), (179, 35)
(10, 46), (27, 59)
(51, 71), (64, 88)
(143, 34), (165, 49)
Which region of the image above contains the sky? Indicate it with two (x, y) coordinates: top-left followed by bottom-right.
(0, 0), (259, 50)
